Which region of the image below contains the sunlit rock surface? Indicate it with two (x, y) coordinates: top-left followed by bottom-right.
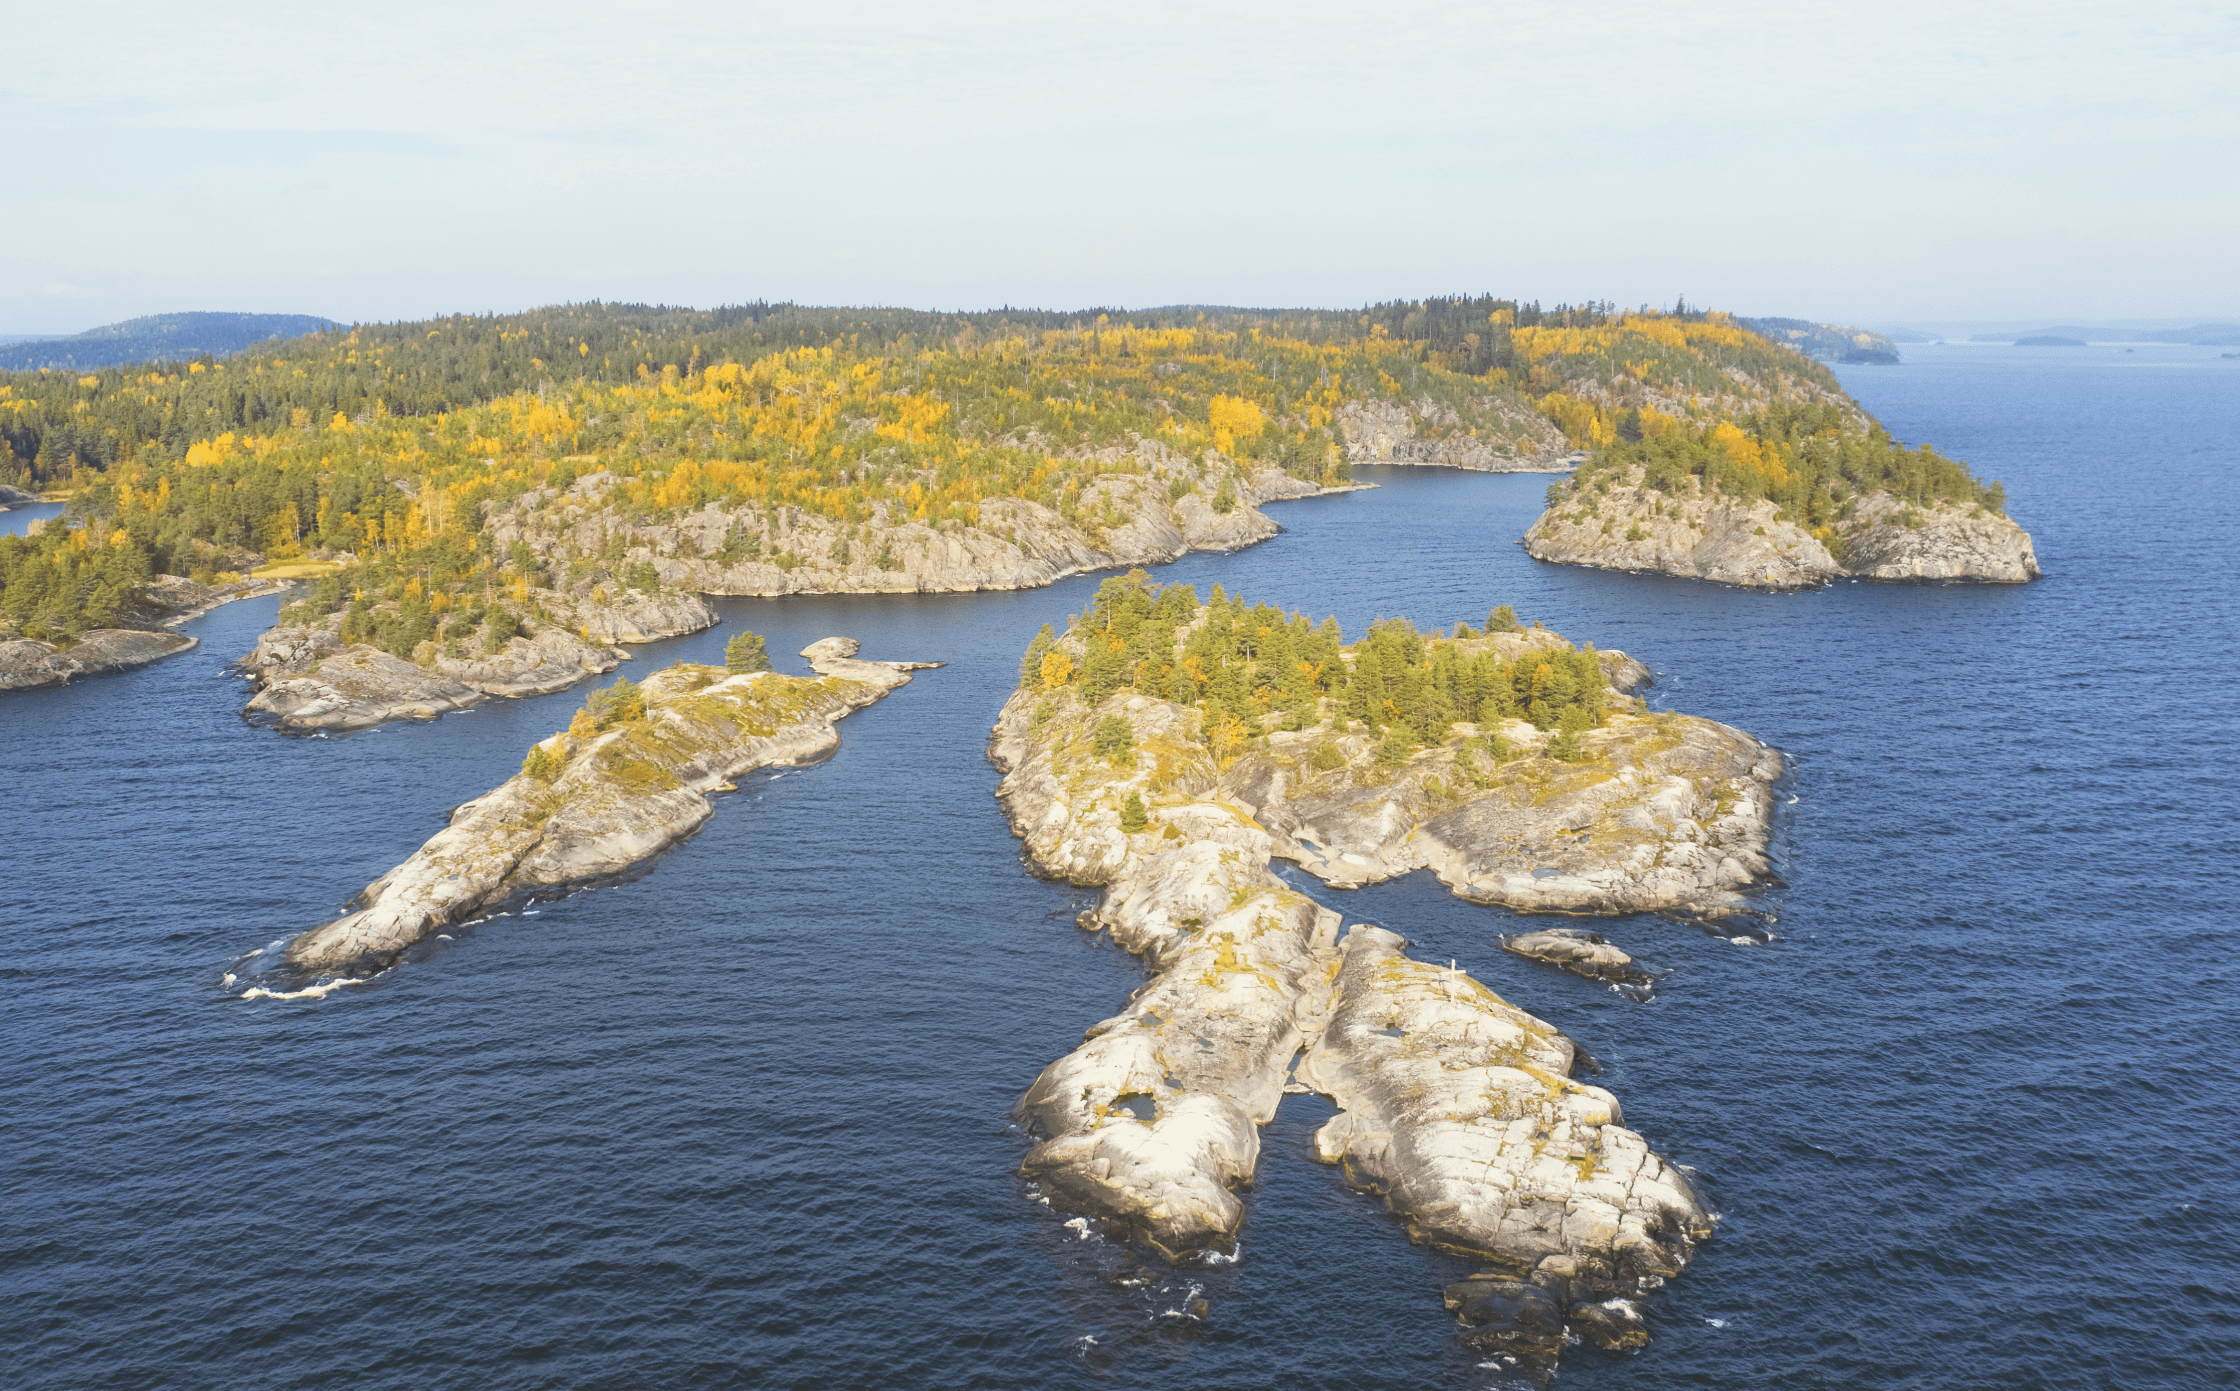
(275, 637), (926, 974)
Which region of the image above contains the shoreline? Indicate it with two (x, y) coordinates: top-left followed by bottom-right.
(248, 637), (932, 983)
(0, 575), (296, 693)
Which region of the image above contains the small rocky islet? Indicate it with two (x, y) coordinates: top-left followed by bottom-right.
(990, 575), (1777, 1377)
(244, 636), (933, 989)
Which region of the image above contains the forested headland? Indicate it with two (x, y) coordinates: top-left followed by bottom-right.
(0, 296), (2006, 649)
(1518, 313), (2017, 575)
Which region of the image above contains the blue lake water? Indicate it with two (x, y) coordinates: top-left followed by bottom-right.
(3, 343), (2236, 1389)
(1, 500), (66, 538)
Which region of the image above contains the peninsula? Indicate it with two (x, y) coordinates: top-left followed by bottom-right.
(0, 565), (292, 692)
(257, 635), (929, 983)
(1514, 318), (2039, 587)
(989, 574), (1779, 1373)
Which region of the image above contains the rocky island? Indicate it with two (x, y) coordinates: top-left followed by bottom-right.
(989, 575), (1777, 1374)
(256, 635), (929, 983)
(1509, 315), (2040, 588)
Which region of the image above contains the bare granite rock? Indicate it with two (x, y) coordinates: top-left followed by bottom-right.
(1524, 468), (2039, 589)
(989, 616), (1755, 1373)
(1337, 395), (1572, 472)
(0, 629), (198, 691)
(1840, 491), (2042, 583)
(0, 567), (303, 694)
(484, 442), (1360, 600)
(1524, 480), (1840, 588)
(269, 637), (925, 977)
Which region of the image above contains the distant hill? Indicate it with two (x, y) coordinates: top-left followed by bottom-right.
(1740, 316), (1901, 364)
(1969, 323), (2240, 346)
(0, 312), (340, 371)
(2014, 336), (2087, 347)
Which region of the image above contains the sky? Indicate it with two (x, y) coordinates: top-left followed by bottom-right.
(5, 0), (2236, 333)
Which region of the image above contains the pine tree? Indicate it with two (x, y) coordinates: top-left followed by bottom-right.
(724, 630), (770, 673)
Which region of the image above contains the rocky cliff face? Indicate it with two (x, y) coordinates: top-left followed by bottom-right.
(0, 629), (198, 690)
(239, 588), (718, 731)
(1524, 468), (2039, 589)
(1525, 479), (1840, 588)
(987, 621), (1770, 1375)
(256, 638), (926, 982)
(1337, 395), (1572, 473)
(1839, 491), (2042, 582)
(486, 440), (1354, 600)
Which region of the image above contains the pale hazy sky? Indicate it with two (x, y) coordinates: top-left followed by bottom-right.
(7, 1), (2235, 332)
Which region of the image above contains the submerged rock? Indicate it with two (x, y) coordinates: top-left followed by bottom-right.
(271, 637), (926, 975)
(1500, 928), (1650, 985)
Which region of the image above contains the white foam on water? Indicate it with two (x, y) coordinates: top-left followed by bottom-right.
(220, 973), (236, 987)
(1063, 1216), (1094, 1241)
(1729, 936), (1759, 945)
(1199, 1244), (1240, 1265)
(436, 934), (453, 941)
(240, 974), (378, 1002)
(1706, 1317), (1728, 1328)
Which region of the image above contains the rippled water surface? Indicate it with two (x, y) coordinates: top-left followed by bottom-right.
(5, 344), (2236, 1389)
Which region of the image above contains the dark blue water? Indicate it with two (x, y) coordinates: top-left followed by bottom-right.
(5, 343), (2236, 1390)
